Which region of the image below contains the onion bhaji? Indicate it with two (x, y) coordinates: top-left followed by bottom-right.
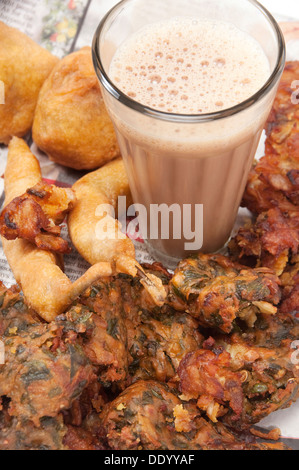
(0, 283), (95, 427)
(280, 256), (299, 315)
(242, 61), (299, 214)
(177, 312), (299, 430)
(100, 380), (277, 450)
(0, 411), (67, 451)
(70, 271), (203, 386)
(0, 181), (75, 254)
(229, 207), (299, 275)
(0, 21), (58, 144)
(168, 253), (281, 333)
(2, 24), (299, 453)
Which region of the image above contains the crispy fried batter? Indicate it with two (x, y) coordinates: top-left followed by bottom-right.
(69, 270), (203, 386)
(0, 412), (67, 450)
(177, 312), (299, 430)
(280, 256), (299, 315)
(242, 61), (299, 214)
(1, 137), (114, 321)
(168, 253), (281, 333)
(0, 274), (203, 448)
(0, 22), (58, 144)
(229, 208), (299, 275)
(0, 267), (295, 449)
(178, 349), (244, 422)
(127, 306), (203, 383)
(32, 47), (119, 170)
(68, 158), (134, 265)
(0, 284), (95, 426)
(0, 181), (75, 254)
(100, 380), (272, 450)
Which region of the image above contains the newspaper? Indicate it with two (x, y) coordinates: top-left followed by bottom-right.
(0, 0), (299, 446)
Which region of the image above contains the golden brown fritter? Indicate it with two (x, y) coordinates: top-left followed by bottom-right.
(100, 380), (272, 450)
(0, 282), (112, 449)
(229, 208), (299, 275)
(0, 21), (58, 144)
(168, 253), (281, 333)
(178, 348), (244, 423)
(71, 271), (203, 386)
(177, 312), (299, 430)
(0, 310), (95, 427)
(68, 158), (135, 266)
(280, 256), (299, 315)
(242, 61), (299, 214)
(0, 181), (75, 254)
(0, 410), (67, 451)
(32, 47), (119, 170)
(126, 304), (203, 383)
(67, 280), (129, 389)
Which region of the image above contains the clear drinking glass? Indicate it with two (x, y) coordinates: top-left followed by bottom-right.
(92, 0), (285, 268)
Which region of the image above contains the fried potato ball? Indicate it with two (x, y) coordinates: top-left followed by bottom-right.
(32, 47), (120, 170)
(0, 21), (58, 144)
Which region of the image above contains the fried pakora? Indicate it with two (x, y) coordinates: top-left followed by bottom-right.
(280, 256), (299, 315)
(100, 380), (272, 450)
(229, 208), (299, 275)
(242, 61), (299, 214)
(177, 312), (299, 430)
(32, 47), (119, 170)
(0, 410), (67, 451)
(0, 283), (95, 426)
(68, 158), (134, 265)
(0, 181), (75, 254)
(70, 270), (202, 386)
(0, 21), (58, 144)
(1, 137), (114, 322)
(168, 253), (281, 333)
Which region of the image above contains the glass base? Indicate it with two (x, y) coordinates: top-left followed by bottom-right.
(143, 235), (232, 272)
(143, 240), (182, 272)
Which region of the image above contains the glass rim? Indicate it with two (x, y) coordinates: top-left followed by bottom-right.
(92, 0), (286, 124)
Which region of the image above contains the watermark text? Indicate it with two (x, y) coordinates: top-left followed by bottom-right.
(94, 196), (203, 251)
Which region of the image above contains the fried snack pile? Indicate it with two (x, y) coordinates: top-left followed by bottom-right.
(1, 269), (292, 451)
(0, 18), (298, 449)
(0, 22), (58, 144)
(32, 47), (120, 170)
(0, 181), (75, 253)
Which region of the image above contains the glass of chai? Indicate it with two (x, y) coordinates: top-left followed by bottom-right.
(92, 0), (285, 268)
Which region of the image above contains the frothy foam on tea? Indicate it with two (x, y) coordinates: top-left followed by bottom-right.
(109, 18), (270, 114)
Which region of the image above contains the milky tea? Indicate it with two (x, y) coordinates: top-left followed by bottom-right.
(104, 17), (277, 264)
